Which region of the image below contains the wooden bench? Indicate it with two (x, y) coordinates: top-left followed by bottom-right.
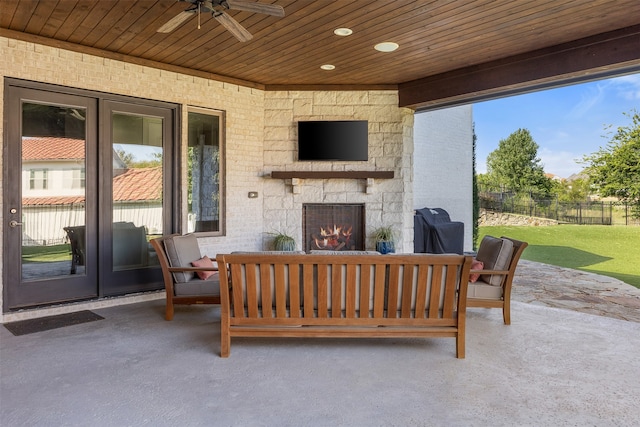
(216, 253), (473, 358)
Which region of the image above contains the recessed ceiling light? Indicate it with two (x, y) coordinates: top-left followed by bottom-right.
(374, 42), (399, 52)
(320, 64), (335, 70)
(334, 28), (353, 36)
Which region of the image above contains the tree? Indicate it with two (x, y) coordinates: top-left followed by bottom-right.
(472, 123), (480, 250)
(582, 110), (640, 208)
(115, 148), (162, 169)
(551, 177), (591, 202)
(485, 128), (551, 196)
(115, 148), (135, 167)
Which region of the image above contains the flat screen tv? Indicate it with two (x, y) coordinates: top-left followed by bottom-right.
(298, 120), (368, 161)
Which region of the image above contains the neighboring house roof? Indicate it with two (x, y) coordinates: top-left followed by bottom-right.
(23, 137), (130, 170)
(22, 137), (85, 161)
(112, 167), (163, 202)
(545, 173), (564, 182)
(22, 196), (86, 206)
(22, 167), (162, 206)
(21, 136), (161, 206)
(567, 172), (589, 182)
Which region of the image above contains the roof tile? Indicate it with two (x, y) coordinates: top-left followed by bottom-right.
(22, 137), (85, 161)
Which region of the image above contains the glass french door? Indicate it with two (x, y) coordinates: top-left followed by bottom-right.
(100, 101), (170, 296)
(4, 87), (98, 309)
(3, 84), (173, 310)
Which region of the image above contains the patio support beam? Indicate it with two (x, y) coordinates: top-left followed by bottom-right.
(399, 24), (640, 111)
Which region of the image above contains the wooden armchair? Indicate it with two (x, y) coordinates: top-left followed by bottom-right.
(467, 236), (528, 325)
(150, 234), (220, 320)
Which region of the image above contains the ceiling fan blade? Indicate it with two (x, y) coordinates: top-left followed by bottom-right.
(225, 0), (285, 17)
(158, 10), (195, 33)
(214, 12), (253, 42)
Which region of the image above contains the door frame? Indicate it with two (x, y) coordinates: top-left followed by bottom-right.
(2, 78), (182, 312)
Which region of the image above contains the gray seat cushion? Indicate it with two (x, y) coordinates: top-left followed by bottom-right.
(476, 236), (514, 286)
(174, 274), (220, 296)
(163, 234), (202, 283)
(467, 281), (503, 299)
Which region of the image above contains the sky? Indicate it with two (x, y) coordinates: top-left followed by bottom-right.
(473, 73), (640, 178)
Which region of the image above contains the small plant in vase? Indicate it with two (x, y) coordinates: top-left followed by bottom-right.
(270, 231), (296, 251)
(373, 226), (395, 254)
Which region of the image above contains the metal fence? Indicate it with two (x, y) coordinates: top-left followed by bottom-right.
(480, 193), (640, 226)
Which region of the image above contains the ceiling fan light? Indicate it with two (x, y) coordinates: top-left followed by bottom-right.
(334, 28), (353, 36)
(320, 64), (336, 71)
(374, 42), (399, 52)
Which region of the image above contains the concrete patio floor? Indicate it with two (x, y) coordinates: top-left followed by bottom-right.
(2, 290), (639, 426)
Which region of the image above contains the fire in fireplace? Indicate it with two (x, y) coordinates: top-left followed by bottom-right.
(303, 204), (365, 252)
(312, 224), (352, 250)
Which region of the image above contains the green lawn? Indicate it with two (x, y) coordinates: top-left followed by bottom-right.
(22, 244), (71, 263)
(479, 225), (640, 288)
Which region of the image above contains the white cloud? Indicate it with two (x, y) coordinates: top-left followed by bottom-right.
(610, 74), (640, 100)
(475, 148), (584, 178)
(476, 160), (487, 175)
(568, 83), (608, 118)
(567, 74), (640, 118)
(538, 147), (584, 178)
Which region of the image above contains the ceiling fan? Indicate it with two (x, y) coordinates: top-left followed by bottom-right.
(158, 0), (285, 42)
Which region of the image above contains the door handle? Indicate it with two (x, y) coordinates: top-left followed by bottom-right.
(9, 220), (22, 227)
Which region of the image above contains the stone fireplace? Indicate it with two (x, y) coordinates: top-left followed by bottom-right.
(260, 90), (416, 254)
(302, 204), (365, 252)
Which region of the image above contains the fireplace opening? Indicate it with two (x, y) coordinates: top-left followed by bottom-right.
(302, 204), (365, 252)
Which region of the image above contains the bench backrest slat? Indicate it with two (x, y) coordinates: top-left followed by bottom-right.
(359, 264), (372, 316)
(443, 265), (458, 318)
(331, 264), (341, 318)
(428, 265), (443, 319)
(217, 254), (472, 321)
(400, 265), (414, 318)
(373, 264), (386, 317)
(230, 263), (246, 318)
(303, 264), (314, 318)
(289, 264), (301, 318)
(414, 265), (429, 315)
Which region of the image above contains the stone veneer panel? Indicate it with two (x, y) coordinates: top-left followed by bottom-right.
(263, 91), (414, 252)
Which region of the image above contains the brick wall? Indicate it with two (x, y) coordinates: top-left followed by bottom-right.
(414, 107), (473, 251)
(0, 36), (266, 319)
(0, 36), (271, 255)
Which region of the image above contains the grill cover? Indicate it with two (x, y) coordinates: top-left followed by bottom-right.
(414, 207), (464, 254)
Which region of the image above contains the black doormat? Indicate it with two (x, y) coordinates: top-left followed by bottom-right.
(3, 310), (104, 336)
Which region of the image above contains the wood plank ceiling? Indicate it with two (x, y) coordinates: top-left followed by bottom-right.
(1, 0), (639, 109)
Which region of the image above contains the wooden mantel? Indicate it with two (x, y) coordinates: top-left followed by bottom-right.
(270, 170), (395, 194)
(270, 171), (394, 179)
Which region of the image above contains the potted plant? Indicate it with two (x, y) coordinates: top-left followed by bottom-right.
(373, 226), (395, 254)
(270, 231), (296, 251)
